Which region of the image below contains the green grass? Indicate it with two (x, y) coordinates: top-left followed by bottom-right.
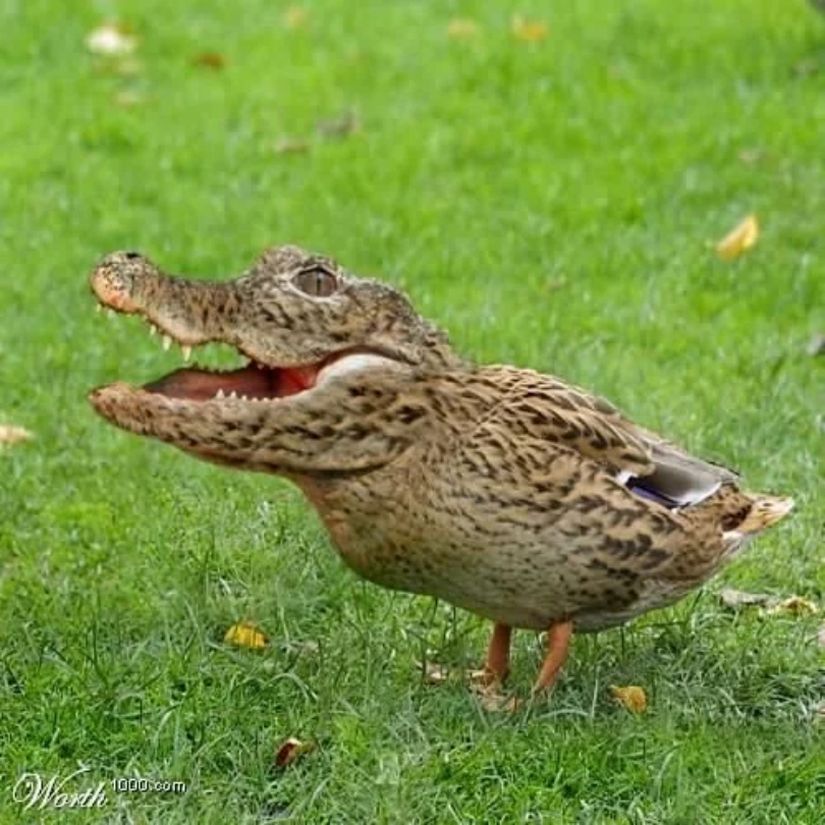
(1, 0), (824, 821)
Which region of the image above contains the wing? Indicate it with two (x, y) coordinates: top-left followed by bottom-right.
(482, 366), (737, 508)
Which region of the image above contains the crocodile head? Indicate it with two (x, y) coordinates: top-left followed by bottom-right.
(88, 245), (460, 475)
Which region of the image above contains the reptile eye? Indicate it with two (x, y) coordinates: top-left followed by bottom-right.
(292, 266), (338, 298)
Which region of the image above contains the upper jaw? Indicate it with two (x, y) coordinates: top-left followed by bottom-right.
(90, 256), (312, 369)
(89, 254), (410, 372)
(90, 254), (225, 358)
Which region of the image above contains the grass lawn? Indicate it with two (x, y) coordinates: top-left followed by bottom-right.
(1, 0), (824, 821)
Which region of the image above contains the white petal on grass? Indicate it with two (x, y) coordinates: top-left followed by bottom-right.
(86, 23), (138, 57)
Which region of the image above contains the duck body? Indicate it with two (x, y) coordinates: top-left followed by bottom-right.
(299, 364), (790, 633)
(88, 245), (793, 692)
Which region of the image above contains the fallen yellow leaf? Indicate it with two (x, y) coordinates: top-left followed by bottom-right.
(274, 737), (315, 768)
(716, 214), (759, 261)
(765, 596), (818, 617)
(223, 621), (268, 650)
(447, 19), (480, 40)
(610, 685), (647, 713)
(86, 23), (138, 56)
(0, 424), (33, 446)
(511, 15), (549, 43)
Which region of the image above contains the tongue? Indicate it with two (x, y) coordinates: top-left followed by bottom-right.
(278, 365), (317, 395)
(144, 364), (317, 401)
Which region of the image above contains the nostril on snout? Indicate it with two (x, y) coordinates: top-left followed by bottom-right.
(124, 251), (141, 260)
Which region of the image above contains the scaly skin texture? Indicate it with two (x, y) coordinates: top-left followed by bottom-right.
(88, 246), (793, 692)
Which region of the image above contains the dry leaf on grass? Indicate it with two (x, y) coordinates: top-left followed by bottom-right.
(274, 737), (315, 768)
(721, 589), (818, 617)
(283, 7), (308, 29)
(467, 668), (521, 711)
(764, 596), (818, 617)
(416, 660), (449, 685)
(720, 587), (775, 609)
(715, 214), (759, 261)
(511, 15), (549, 43)
(817, 626), (825, 649)
(471, 681), (520, 713)
(316, 111), (361, 139)
(0, 424), (33, 446)
(192, 52), (227, 70)
(223, 621), (268, 650)
(86, 23), (138, 56)
(273, 137), (311, 155)
(610, 685), (648, 713)
(447, 19), (480, 40)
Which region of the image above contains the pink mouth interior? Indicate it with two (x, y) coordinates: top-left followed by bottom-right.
(144, 363), (319, 401)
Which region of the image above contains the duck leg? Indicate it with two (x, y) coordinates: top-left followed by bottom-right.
(532, 620), (573, 694)
(470, 623), (512, 686)
(485, 623), (513, 682)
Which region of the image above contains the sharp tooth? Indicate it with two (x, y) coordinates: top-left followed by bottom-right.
(240, 394), (248, 401)
(215, 389), (225, 399)
(162, 335), (172, 351)
(229, 390), (237, 399)
(181, 345), (192, 361)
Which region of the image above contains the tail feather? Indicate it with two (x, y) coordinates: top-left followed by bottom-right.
(723, 493), (794, 541)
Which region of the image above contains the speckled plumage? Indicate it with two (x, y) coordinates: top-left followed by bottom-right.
(88, 246), (793, 692)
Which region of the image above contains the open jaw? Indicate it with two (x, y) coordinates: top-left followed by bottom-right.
(89, 297), (393, 411)
(142, 361), (323, 404)
(94, 331), (371, 408)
